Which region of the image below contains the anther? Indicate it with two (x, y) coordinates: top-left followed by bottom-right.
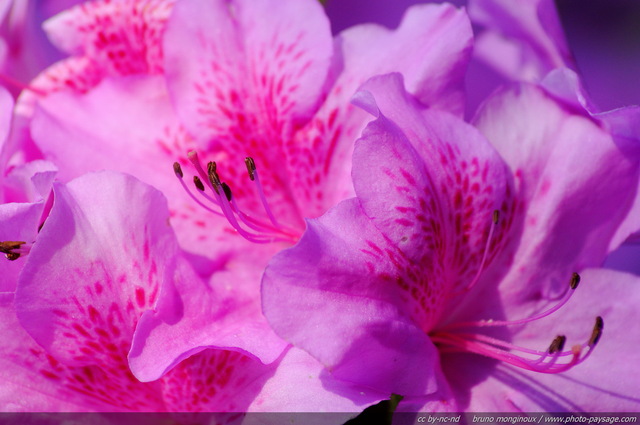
(193, 176), (205, 191)
(548, 335), (566, 354)
(222, 182), (233, 202)
(570, 272), (580, 290)
(245, 157), (256, 181)
(0, 241), (28, 261)
(173, 162), (184, 179)
(207, 162), (221, 194)
(588, 316), (604, 347)
(492, 210), (500, 224)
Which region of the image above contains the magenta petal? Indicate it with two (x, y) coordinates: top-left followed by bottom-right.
(352, 74), (516, 297)
(0, 294), (114, 411)
(129, 250), (287, 382)
(263, 198), (444, 396)
(15, 171), (178, 367)
(164, 0), (333, 146)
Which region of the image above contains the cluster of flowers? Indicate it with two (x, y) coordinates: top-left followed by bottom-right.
(1, 0), (639, 419)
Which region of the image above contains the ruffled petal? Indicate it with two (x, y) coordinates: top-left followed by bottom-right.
(286, 4), (473, 219)
(263, 198), (445, 397)
(15, 171), (181, 410)
(43, 0), (173, 75)
(129, 247), (287, 382)
(469, 0), (574, 81)
(351, 74), (518, 325)
(473, 83), (640, 307)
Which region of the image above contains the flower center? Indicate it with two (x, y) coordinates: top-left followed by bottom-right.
(431, 272), (603, 374)
(173, 151), (300, 244)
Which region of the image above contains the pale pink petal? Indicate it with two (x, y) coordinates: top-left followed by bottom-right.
(473, 83), (640, 308)
(287, 4), (473, 219)
(263, 198), (445, 397)
(246, 347), (385, 415)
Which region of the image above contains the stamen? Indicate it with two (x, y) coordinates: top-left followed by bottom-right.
(221, 182), (233, 202)
(449, 210), (500, 298)
(432, 317), (597, 374)
(444, 272), (581, 331)
(175, 151), (300, 244)
(245, 157), (256, 181)
(433, 272), (601, 375)
(245, 156), (280, 228)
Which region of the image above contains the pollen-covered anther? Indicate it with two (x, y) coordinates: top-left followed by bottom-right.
(222, 182), (233, 202)
(570, 272), (580, 290)
(192, 176), (204, 191)
(0, 240), (30, 261)
(588, 316), (604, 347)
(207, 161), (221, 194)
(245, 157), (256, 181)
(492, 209), (500, 224)
(173, 162), (184, 179)
(548, 335), (566, 354)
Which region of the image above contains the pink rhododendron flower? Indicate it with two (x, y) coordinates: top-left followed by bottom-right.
(262, 73), (640, 411)
(23, 0), (474, 383)
(2, 170), (383, 415)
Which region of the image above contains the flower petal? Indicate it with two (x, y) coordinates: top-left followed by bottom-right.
(352, 73), (517, 310)
(129, 247), (287, 382)
(469, 0), (574, 81)
(163, 0), (333, 227)
(0, 201), (43, 292)
(263, 198), (445, 397)
(15, 171), (181, 409)
(246, 347), (385, 414)
(0, 294), (116, 411)
(43, 0), (173, 75)
(286, 4), (473, 219)
(473, 83), (640, 306)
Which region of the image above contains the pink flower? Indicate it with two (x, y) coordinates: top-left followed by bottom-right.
(2, 170), (383, 414)
(262, 73), (640, 411)
(23, 0), (474, 382)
